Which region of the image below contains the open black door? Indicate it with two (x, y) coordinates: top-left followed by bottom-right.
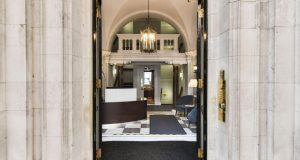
(196, 0), (207, 159)
(93, 0), (102, 159)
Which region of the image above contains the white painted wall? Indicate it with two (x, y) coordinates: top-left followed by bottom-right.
(160, 65), (173, 104)
(133, 64), (161, 105)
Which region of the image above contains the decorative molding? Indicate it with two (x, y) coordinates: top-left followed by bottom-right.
(185, 50), (197, 57)
(109, 52), (188, 65)
(117, 34), (180, 52)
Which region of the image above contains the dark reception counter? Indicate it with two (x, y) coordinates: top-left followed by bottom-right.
(102, 99), (147, 124)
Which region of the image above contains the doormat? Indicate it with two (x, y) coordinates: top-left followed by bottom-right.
(150, 115), (186, 135)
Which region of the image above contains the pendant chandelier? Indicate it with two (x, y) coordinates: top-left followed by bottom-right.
(140, 0), (157, 53)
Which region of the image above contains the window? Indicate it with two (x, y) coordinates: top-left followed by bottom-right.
(144, 72), (152, 85)
(122, 40), (125, 50)
(157, 40), (160, 50)
(136, 40), (140, 50)
(164, 39), (174, 50)
(123, 39), (133, 50)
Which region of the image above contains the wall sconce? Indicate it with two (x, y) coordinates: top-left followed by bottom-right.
(188, 79), (198, 98)
(203, 32), (207, 40)
(218, 70), (226, 122)
(179, 72), (183, 79)
(112, 66), (117, 76)
(193, 65), (198, 73)
(93, 32), (96, 41)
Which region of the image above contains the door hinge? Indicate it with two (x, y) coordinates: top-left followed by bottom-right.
(198, 148), (204, 158)
(96, 7), (101, 18)
(198, 79), (204, 89)
(96, 79), (102, 89)
(96, 148), (102, 159)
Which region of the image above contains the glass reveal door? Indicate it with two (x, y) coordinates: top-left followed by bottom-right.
(144, 71), (155, 104)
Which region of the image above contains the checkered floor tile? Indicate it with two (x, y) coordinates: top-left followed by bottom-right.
(102, 115), (196, 135)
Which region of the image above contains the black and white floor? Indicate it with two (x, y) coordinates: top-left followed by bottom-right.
(102, 110), (197, 142)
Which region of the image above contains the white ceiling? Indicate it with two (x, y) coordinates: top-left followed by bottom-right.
(102, 0), (198, 51)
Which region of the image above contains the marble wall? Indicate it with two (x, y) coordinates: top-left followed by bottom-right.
(0, 0), (93, 159)
(0, 0), (6, 158)
(208, 0), (300, 160)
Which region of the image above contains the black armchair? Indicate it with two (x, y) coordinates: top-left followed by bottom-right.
(175, 95), (194, 116)
(187, 106), (197, 127)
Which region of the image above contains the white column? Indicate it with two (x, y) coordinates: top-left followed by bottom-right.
(154, 65), (161, 105)
(0, 0), (6, 159)
(42, 0), (64, 159)
(26, 0), (45, 159)
(295, 1), (300, 159)
(174, 38), (178, 51)
(5, 0), (27, 159)
(238, 1), (261, 160)
(185, 51), (196, 96)
(71, 0), (93, 159)
(118, 37), (123, 52)
(161, 38), (165, 51)
(133, 38), (136, 51)
(273, 0), (296, 159)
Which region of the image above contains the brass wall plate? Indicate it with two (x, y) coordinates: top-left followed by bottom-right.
(218, 108), (225, 122)
(218, 70), (226, 122)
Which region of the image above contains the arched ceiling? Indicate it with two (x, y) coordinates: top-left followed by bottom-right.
(102, 0), (197, 52)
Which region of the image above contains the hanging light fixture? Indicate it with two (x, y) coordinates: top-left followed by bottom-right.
(140, 0), (157, 53)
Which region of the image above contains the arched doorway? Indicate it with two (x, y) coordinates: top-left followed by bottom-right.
(92, 0), (208, 159)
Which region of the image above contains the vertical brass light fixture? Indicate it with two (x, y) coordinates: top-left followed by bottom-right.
(140, 0), (157, 53)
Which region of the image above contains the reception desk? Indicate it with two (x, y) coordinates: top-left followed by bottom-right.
(102, 99), (147, 124)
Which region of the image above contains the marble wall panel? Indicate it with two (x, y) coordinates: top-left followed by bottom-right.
(274, 27), (295, 83)
(240, 137), (259, 160)
(240, 1), (257, 29)
(239, 55), (260, 83)
(5, 0), (25, 25)
(240, 29), (258, 56)
(275, 0), (295, 27)
(274, 134), (294, 160)
(6, 110), (27, 159)
(0, 111), (6, 160)
(5, 25), (26, 82)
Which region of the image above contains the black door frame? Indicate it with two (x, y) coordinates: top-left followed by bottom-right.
(92, 0), (208, 159)
(92, 0), (102, 159)
(196, 0), (208, 160)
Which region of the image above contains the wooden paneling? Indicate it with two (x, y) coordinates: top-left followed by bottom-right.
(102, 100), (147, 124)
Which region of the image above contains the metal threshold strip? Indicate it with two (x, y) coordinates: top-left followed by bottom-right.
(103, 134), (196, 142)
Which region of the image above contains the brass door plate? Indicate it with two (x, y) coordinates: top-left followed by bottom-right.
(198, 79), (204, 89)
(96, 79), (102, 89)
(96, 148), (101, 159)
(198, 148), (204, 158)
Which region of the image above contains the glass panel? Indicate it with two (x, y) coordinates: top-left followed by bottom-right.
(122, 40), (125, 50)
(144, 72), (152, 85)
(136, 40), (140, 50)
(130, 40), (132, 50)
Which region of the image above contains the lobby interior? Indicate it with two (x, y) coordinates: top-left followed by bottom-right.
(0, 0), (299, 159)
